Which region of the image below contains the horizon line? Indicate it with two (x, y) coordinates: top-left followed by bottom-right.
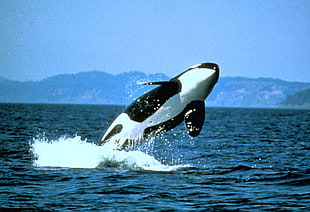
(1, 70), (309, 84)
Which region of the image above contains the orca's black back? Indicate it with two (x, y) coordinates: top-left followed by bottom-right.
(125, 80), (181, 122)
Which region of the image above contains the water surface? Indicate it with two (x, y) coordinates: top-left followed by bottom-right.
(0, 103), (309, 211)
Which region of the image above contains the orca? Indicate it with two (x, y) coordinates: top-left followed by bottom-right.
(100, 62), (219, 150)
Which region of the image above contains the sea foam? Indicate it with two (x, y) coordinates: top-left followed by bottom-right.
(30, 135), (189, 171)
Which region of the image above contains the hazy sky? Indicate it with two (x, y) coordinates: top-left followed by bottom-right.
(1, 0), (309, 82)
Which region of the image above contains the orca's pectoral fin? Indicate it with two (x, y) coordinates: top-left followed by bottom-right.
(184, 101), (205, 137)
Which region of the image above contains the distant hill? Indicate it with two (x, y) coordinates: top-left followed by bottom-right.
(206, 77), (310, 108)
(1, 71), (310, 108)
(277, 88), (310, 109)
(0, 71), (168, 105)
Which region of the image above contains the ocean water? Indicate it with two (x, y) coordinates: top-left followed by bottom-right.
(0, 103), (309, 211)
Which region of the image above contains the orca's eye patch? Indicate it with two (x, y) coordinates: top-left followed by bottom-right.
(103, 124), (123, 141)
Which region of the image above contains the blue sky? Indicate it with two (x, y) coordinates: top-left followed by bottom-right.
(1, 0), (309, 82)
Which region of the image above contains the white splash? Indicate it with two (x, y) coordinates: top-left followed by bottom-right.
(30, 136), (190, 171)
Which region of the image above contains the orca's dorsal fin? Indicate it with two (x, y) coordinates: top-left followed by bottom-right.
(184, 101), (205, 137)
(141, 81), (172, 86)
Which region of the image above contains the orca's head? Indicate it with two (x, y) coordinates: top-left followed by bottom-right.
(173, 62), (219, 100)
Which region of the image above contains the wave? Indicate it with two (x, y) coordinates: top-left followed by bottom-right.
(30, 135), (190, 172)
